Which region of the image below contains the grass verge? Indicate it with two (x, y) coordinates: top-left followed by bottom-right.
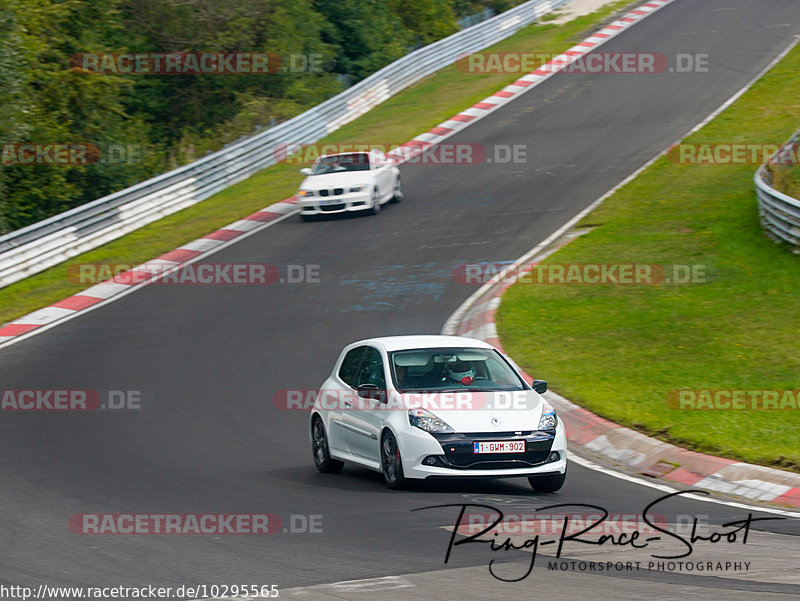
(497, 41), (800, 472)
(767, 160), (800, 198)
(0, 0), (639, 326)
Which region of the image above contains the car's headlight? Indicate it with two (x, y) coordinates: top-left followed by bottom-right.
(538, 400), (557, 430)
(298, 189), (314, 197)
(349, 185), (367, 193)
(408, 408), (454, 434)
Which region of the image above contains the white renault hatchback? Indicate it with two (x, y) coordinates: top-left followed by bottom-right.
(309, 335), (567, 491)
(297, 150), (402, 220)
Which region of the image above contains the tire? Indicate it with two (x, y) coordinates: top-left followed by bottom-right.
(311, 417), (344, 473)
(528, 468), (566, 493)
(368, 188), (382, 215)
(380, 430), (406, 489)
(390, 175), (403, 203)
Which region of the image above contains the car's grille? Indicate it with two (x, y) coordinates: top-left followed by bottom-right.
(319, 203), (345, 212)
(317, 188), (345, 197)
(432, 431), (554, 470)
(461, 431), (534, 438)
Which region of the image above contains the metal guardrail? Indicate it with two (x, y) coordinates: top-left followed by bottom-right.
(755, 130), (800, 249)
(0, 0), (569, 289)
(458, 7), (496, 29)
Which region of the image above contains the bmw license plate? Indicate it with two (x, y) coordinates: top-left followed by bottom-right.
(319, 198), (339, 206)
(473, 440), (525, 454)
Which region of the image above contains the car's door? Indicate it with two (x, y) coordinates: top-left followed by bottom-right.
(342, 345), (386, 463)
(327, 345), (366, 454)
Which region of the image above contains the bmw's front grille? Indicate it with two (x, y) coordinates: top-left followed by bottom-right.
(319, 203), (345, 212)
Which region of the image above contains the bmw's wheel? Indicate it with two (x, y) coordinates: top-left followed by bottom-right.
(381, 430), (406, 489)
(528, 467), (566, 493)
(390, 175), (403, 203)
(312, 417), (344, 473)
(368, 188), (382, 215)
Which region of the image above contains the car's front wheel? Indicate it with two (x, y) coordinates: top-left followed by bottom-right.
(311, 417), (344, 473)
(381, 430), (406, 489)
(390, 175), (402, 203)
(528, 467), (566, 493)
(368, 187), (382, 215)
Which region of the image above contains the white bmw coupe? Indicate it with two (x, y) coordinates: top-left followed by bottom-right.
(309, 335), (567, 491)
(297, 150), (402, 221)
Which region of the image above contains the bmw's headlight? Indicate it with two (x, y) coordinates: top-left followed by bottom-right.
(408, 408), (454, 434)
(349, 185), (367, 193)
(298, 189), (314, 197)
(538, 400), (557, 430)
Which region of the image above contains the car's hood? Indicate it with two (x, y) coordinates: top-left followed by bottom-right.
(400, 389), (546, 433)
(300, 171), (374, 190)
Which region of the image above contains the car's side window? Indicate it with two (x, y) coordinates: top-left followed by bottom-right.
(338, 347), (366, 388)
(356, 347), (386, 389)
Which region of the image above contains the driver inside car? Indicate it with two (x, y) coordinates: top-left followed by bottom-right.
(443, 360), (476, 386)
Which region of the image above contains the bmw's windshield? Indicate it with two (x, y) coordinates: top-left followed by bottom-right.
(311, 153), (371, 174)
(389, 347), (527, 392)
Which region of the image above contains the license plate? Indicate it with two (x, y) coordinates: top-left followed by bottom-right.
(473, 440), (525, 454)
(320, 198), (339, 206)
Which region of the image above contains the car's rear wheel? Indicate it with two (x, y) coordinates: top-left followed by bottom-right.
(311, 417), (344, 473)
(528, 467), (566, 493)
(381, 430), (406, 489)
(390, 175), (403, 203)
(368, 188), (382, 215)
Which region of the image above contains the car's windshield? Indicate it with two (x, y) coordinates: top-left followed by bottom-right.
(311, 153), (371, 175)
(389, 347), (526, 392)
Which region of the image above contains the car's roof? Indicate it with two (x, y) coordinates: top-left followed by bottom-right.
(351, 335), (494, 353)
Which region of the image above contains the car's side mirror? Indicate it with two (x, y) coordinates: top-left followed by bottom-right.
(300, 167), (312, 175)
(532, 379), (548, 394)
(357, 383), (385, 402)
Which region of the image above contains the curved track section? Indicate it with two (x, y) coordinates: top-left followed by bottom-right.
(1, 0), (799, 595)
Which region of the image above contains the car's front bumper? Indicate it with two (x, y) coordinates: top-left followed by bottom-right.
(299, 192), (372, 215)
(398, 422), (568, 479)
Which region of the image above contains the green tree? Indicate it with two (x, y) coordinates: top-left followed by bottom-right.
(118, 0), (340, 163)
(390, 0), (457, 46)
(0, 0), (155, 233)
(314, 0), (410, 81)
